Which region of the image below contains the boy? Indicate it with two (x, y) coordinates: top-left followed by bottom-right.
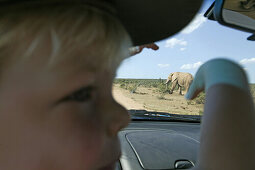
(0, 2), (131, 170)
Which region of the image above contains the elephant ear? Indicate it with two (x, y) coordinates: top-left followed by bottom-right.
(169, 73), (174, 79)
(167, 73), (173, 81)
(172, 73), (178, 82)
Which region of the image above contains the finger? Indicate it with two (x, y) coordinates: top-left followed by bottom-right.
(186, 88), (203, 100)
(185, 81), (196, 100)
(144, 43), (159, 50)
(138, 46), (145, 52)
(151, 43), (159, 50)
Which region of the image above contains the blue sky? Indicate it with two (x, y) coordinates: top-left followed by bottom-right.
(116, 0), (255, 83)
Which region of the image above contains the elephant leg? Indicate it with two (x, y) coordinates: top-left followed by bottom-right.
(169, 87), (173, 94)
(179, 85), (182, 95)
(184, 85), (188, 94)
(170, 81), (177, 94)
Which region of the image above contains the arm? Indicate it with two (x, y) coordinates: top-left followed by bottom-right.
(186, 59), (255, 170)
(197, 84), (255, 170)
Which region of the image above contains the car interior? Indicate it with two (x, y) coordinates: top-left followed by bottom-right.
(118, 117), (200, 170)
(115, 0), (255, 169)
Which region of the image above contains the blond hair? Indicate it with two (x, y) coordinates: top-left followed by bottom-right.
(0, 1), (132, 72)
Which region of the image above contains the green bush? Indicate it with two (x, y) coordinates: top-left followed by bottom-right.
(157, 83), (168, 94)
(199, 110), (204, 115)
(128, 84), (138, 93)
(114, 78), (167, 88)
(250, 85), (255, 103)
(195, 92), (205, 104)
(152, 83), (158, 88)
(250, 84), (255, 95)
(187, 100), (192, 105)
(120, 83), (126, 89)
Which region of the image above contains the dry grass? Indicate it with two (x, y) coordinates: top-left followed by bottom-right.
(113, 85), (203, 115)
(113, 80), (255, 116)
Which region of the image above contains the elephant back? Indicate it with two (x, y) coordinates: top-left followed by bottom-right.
(176, 72), (192, 85)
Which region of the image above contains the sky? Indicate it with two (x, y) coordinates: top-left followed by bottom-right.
(116, 0), (255, 83)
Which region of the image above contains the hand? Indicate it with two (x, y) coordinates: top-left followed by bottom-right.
(129, 43), (159, 56)
(139, 43), (159, 51)
(186, 58), (249, 100)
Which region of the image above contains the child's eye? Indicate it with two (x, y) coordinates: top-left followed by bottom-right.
(63, 86), (95, 102)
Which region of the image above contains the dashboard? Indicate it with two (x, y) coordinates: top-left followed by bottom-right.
(117, 121), (201, 170)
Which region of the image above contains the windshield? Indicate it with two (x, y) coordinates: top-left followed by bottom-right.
(112, 0), (255, 121)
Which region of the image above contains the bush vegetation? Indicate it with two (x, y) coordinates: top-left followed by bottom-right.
(114, 79), (255, 104)
(195, 92), (205, 104)
(127, 84), (138, 93)
(115, 78), (167, 93)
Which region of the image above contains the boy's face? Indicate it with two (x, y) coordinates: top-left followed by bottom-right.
(0, 42), (130, 170)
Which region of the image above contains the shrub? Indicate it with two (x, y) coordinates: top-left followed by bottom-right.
(250, 85), (255, 96)
(157, 83), (168, 94)
(152, 83), (158, 88)
(128, 84), (138, 93)
(120, 83), (126, 89)
(195, 92), (205, 104)
(199, 110), (203, 115)
(187, 100), (192, 105)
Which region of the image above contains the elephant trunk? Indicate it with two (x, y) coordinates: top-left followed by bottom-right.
(165, 79), (170, 84)
(169, 90), (173, 94)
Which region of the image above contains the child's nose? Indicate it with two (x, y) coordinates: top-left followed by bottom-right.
(99, 98), (130, 137)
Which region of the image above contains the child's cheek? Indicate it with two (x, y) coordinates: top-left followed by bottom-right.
(53, 124), (104, 170)
(39, 106), (105, 170)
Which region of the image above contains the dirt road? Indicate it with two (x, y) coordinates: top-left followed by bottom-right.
(112, 84), (203, 115)
(112, 86), (146, 110)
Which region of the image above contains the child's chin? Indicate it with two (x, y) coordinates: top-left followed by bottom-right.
(98, 162), (116, 170)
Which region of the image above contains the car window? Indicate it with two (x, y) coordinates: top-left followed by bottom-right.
(113, 0), (255, 120)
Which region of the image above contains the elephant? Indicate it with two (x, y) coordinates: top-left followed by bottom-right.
(165, 72), (193, 95)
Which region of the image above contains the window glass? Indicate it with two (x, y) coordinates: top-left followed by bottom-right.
(113, 0), (255, 119)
